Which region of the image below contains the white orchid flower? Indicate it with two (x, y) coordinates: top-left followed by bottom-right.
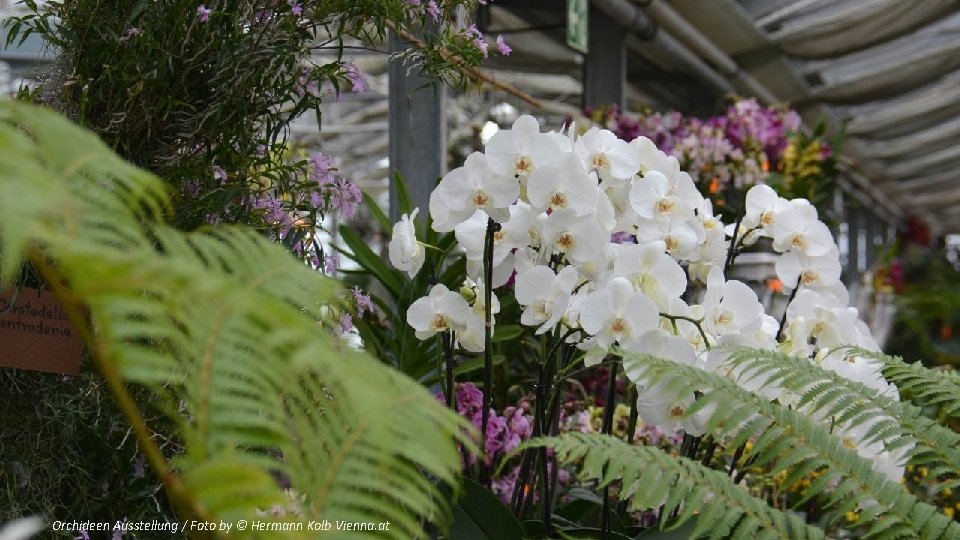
(539, 209), (609, 269)
(430, 152), (518, 232)
(457, 311), (487, 353)
(526, 152), (599, 217)
(701, 268), (764, 337)
(406, 284), (470, 340)
(499, 201), (541, 251)
(634, 217), (700, 261)
(630, 136), (680, 179)
(771, 204), (834, 256)
(579, 277), (659, 349)
(485, 115), (561, 177)
(742, 184), (791, 236)
(454, 210), (489, 263)
(786, 289), (861, 349)
(704, 333), (781, 401)
(622, 327), (711, 436)
(775, 246), (842, 289)
(575, 126), (640, 181)
(628, 171), (696, 223)
(515, 265), (579, 334)
(611, 241), (686, 309)
(388, 208), (425, 278)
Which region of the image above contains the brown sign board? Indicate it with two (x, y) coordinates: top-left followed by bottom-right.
(0, 287), (84, 375)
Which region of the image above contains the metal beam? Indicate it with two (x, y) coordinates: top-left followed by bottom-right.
(861, 115), (960, 159)
(864, 211), (879, 269)
(887, 147), (960, 178)
(644, 0), (779, 104)
(844, 204), (862, 280)
(893, 171), (959, 194)
(583, 5), (626, 109)
(388, 31), (446, 223)
(592, 0), (736, 96)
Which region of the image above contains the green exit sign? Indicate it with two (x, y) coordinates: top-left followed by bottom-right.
(567, 0), (589, 53)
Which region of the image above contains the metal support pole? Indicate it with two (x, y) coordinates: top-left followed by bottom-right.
(388, 31), (447, 223)
(845, 205), (862, 283)
(583, 5), (626, 110)
(864, 211), (878, 269)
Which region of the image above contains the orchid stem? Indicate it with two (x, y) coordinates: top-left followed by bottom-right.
(479, 218), (498, 487)
(600, 361), (619, 540)
(442, 332), (456, 410)
(776, 277), (802, 341)
(618, 388), (639, 515)
(659, 312), (711, 350)
(537, 362), (552, 536)
(723, 209), (745, 274)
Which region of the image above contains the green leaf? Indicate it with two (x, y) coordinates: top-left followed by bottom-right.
(449, 477), (527, 540)
(524, 434), (826, 540)
(0, 100), (475, 540)
(337, 224), (404, 297)
(362, 191), (393, 234)
(493, 324), (523, 343)
(556, 488), (602, 523)
(556, 528), (633, 539)
(634, 520), (697, 539)
(393, 171), (414, 218)
(420, 354), (506, 386)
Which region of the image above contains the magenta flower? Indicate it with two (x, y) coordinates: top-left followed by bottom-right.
(352, 286), (374, 317)
(309, 191), (324, 209)
(295, 65), (319, 97)
(426, 0), (440, 21)
(197, 5), (212, 23)
(253, 195), (292, 229)
(476, 39), (489, 58)
(311, 152), (336, 186)
(495, 35), (511, 56)
(339, 313), (353, 333)
(342, 62), (366, 93)
(288, 1), (303, 16)
(328, 177), (362, 220)
(454, 382), (485, 424)
(491, 465), (520, 504)
(323, 252), (339, 274)
(119, 26), (140, 44)
(212, 165), (227, 184)
(183, 179), (202, 198)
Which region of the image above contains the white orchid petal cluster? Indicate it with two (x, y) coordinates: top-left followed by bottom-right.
(387, 115), (907, 482)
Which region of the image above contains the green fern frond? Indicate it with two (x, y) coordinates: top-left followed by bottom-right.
(618, 352), (960, 539)
(724, 347), (960, 491)
(0, 100), (473, 539)
(845, 347), (960, 420)
(524, 433), (825, 540)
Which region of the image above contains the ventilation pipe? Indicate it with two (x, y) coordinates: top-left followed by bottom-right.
(590, 0), (736, 96)
(640, 0), (780, 104)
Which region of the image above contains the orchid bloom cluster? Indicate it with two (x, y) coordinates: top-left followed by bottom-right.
(440, 383), (537, 503)
(444, 382), (533, 463)
(591, 99), (812, 194)
(388, 115), (908, 482)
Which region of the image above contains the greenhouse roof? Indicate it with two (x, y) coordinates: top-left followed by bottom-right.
(474, 0), (960, 233)
(3, 0), (959, 232)
(668, 0), (960, 232)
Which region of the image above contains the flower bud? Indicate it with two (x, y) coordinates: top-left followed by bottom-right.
(459, 285), (477, 304)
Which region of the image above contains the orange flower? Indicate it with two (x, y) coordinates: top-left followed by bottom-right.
(766, 278), (783, 293)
